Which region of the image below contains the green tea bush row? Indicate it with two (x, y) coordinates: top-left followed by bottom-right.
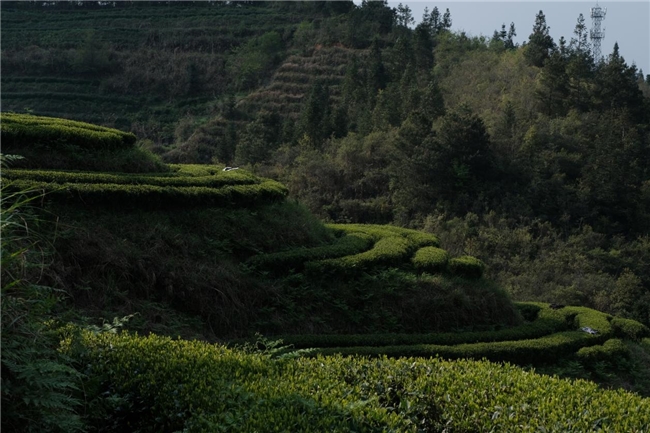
(5, 179), (288, 208)
(411, 246), (450, 273)
(576, 338), (630, 366)
(611, 317), (650, 341)
(64, 331), (650, 432)
(312, 330), (605, 365)
(294, 306), (616, 364)
(170, 164), (240, 177)
(1, 112), (137, 150)
(515, 302), (543, 321)
(246, 232), (373, 274)
(564, 306), (614, 339)
(326, 223), (439, 247)
(2, 168), (260, 188)
(306, 236), (411, 275)
(448, 255), (485, 279)
(326, 223), (404, 241)
(273, 316), (568, 349)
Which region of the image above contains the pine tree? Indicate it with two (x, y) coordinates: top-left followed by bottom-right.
(569, 13), (590, 54)
(413, 23), (434, 72)
(505, 22), (517, 49)
(525, 10), (555, 67)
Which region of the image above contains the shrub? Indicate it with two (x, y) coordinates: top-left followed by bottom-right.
(326, 224), (440, 248)
(1, 112), (136, 151)
(564, 306), (614, 340)
(306, 236), (410, 275)
(3, 168), (260, 188)
(246, 232), (373, 274)
(5, 178), (288, 209)
(611, 317), (650, 341)
(411, 247), (450, 273)
(312, 331), (603, 365)
(1, 167), (84, 432)
(448, 256), (485, 279)
(63, 331), (650, 432)
(576, 339), (630, 365)
(269, 316), (568, 349)
(515, 302), (543, 322)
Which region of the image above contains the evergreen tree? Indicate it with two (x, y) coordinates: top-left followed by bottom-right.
(505, 22), (517, 50)
(536, 49), (569, 116)
(395, 2), (414, 28)
(565, 14), (594, 112)
(595, 43), (646, 122)
(235, 110), (282, 165)
(366, 37), (388, 103)
(442, 8), (452, 31)
(413, 23), (434, 72)
(299, 81), (332, 146)
(569, 13), (590, 54)
(525, 10), (555, 67)
(420, 78), (445, 121)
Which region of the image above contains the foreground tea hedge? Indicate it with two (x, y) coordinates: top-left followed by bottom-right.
(63, 331), (650, 432)
(1, 112), (136, 150)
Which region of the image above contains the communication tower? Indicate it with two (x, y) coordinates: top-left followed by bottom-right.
(590, 3), (607, 62)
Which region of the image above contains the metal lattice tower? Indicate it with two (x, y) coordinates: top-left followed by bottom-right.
(590, 3), (607, 62)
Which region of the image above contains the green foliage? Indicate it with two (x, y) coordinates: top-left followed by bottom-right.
(448, 255), (485, 279)
(411, 246), (449, 273)
(313, 331), (602, 365)
(246, 232), (373, 274)
(271, 313), (567, 349)
(301, 305), (614, 365)
(1, 112), (136, 150)
(4, 165), (288, 209)
(64, 331), (650, 432)
(1, 113), (165, 173)
(307, 236), (410, 275)
(576, 339), (630, 366)
(1, 164), (84, 432)
(611, 317), (650, 341)
(3, 168), (260, 188)
(6, 178), (288, 209)
(516, 302), (542, 321)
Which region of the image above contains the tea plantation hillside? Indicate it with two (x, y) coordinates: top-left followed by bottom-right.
(3, 114), (650, 431)
(0, 1), (354, 148)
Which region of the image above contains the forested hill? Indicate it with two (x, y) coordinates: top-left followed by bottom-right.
(2, 0), (650, 326)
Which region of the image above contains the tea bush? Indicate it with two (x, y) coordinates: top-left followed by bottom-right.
(576, 338), (630, 366)
(287, 306), (621, 365)
(271, 316), (567, 349)
(611, 317), (650, 341)
(246, 232), (373, 274)
(3, 168), (260, 188)
(448, 255), (485, 279)
(5, 178), (288, 208)
(312, 331), (604, 364)
(1, 112), (136, 150)
(327, 223), (439, 247)
(411, 246), (450, 273)
(306, 236), (411, 275)
(63, 331), (650, 432)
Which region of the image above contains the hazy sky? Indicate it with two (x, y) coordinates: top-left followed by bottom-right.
(386, 1), (650, 74)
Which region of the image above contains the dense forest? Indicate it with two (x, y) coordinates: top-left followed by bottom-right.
(3, 0), (649, 327)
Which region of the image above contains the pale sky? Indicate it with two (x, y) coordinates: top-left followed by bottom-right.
(386, 1), (650, 74)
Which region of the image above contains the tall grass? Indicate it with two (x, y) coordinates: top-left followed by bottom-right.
(0, 154), (84, 432)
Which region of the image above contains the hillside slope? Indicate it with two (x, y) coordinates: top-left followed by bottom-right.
(3, 113), (650, 432)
